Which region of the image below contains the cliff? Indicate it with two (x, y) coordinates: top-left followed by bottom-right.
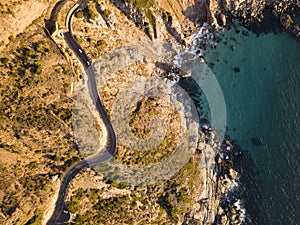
(0, 0), (299, 224)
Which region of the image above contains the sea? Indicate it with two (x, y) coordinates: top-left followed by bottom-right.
(198, 16), (300, 224)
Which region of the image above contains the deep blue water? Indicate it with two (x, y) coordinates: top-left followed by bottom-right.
(203, 24), (300, 224)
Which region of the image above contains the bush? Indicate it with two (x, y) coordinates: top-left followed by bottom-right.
(75, 11), (84, 18)
(8, 35), (14, 42)
(68, 197), (78, 213)
(135, 0), (151, 9)
(111, 181), (127, 189)
(36, 42), (44, 52)
(25, 210), (43, 225)
(32, 61), (42, 75)
(0, 57), (8, 64)
(103, 9), (111, 17)
(27, 161), (37, 169)
(86, 6), (96, 20)
(74, 35), (82, 43)
(95, 40), (107, 52)
(146, 10), (156, 30)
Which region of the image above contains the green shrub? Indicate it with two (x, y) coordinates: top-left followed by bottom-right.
(68, 197), (78, 213)
(0, 57), (8, 64)
(8, 35), (14, 42)
(95, 40), (107, 52)
(25, 210), (43, 225)
(146, 10), (156, 30)
(74, 35), (82, 43)
(86, 6), (96, 20)
(75, 11), (84, 18)
(103, 9), (111, 17)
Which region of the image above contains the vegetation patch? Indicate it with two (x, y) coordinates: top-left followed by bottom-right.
(115, 96), (182, 166)
(0, 22), (80, 223)
(66, 156), (203, 224)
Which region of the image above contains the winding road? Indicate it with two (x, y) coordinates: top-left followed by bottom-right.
(46, 1), (116, 224)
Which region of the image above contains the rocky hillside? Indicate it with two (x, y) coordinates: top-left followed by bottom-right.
(0, 0), (299, 224)
(67, 0), (299, 62)
(0, 19), (79, 225)
(209, 0), (300, 34)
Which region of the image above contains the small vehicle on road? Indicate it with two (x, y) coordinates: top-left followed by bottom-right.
(87, 61), (90, 66)
(79, 49), (82, 53)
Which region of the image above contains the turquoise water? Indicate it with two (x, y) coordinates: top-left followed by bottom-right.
(204, 24), (300, 224)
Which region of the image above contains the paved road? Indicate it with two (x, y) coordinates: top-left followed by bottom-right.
(49, 0), (67, 23)
(46, 2), (117, 225)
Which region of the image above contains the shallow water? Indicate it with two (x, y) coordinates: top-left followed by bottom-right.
(203, 24), (300, 224)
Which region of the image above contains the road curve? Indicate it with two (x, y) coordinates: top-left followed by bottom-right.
(46, 2), (117, 225)
(49, 0), (67, 23)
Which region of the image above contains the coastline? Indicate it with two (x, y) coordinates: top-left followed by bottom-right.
(1, 0), (299, 223)
(47, 1), (300, 223)
(202, 7), (300, 223)
(195, 127), (247, 224)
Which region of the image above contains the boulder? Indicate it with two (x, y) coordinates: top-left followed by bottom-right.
(280, 13), (294, 29)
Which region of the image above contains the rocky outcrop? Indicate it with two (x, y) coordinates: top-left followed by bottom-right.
(51, 1), (299, 224)
(183, 128), (245, 225)
(209, 0), (300, 36)
(280, 13), (294, 29)
(80, 0), (300, 48)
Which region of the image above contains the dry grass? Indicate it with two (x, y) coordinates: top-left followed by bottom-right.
(0, 0), (49, 48)
(0, 17), (79, 224)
